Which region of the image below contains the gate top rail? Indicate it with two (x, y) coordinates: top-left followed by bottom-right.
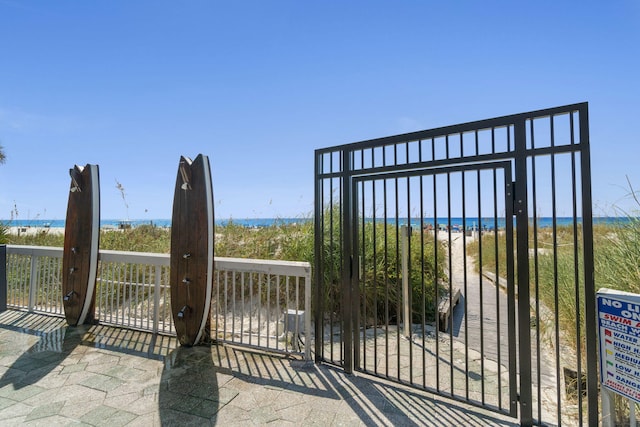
(316, 102), (587, 156)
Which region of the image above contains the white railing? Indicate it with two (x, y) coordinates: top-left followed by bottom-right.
(3, 245), (312, 359)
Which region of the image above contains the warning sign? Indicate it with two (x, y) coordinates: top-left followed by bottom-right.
(597, 288), (640, 404)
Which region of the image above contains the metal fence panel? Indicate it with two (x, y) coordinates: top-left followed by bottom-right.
(4, 245), (311, 359)
(314, 103), (597, 426)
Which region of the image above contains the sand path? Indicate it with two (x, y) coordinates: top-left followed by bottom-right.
(443, 231), (562, 424)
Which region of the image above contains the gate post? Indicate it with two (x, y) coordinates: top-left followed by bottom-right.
(314, 152), (324, 363)
(579, 106), (600, 426)
(514, 119), (533, 425)
(341, 149), (355, 373)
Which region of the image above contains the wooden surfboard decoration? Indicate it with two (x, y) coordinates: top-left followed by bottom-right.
(170, 154), (214, 346)
(62, 164), (100, 326)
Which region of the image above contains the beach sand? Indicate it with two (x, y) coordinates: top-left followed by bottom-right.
(9, 226), (65, 236)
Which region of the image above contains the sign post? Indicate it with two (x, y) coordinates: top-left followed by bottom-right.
(597, 288), (640, 426)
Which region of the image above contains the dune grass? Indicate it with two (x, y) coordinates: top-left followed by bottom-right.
(6, 217), (445, 323)
(5, 221), (315, 261)
(468, 219), (640, 345)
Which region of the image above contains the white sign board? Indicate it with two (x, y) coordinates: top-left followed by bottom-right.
(597, 288), (640, 404)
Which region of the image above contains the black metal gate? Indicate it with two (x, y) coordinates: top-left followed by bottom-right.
(314, 103), (598, 426)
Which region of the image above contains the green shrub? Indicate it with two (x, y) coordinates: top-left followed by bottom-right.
(359, 222), (446, 324)
(8, 228), (64, 247)
(7, 213), (446, 325)
(0, 222), (8, 245)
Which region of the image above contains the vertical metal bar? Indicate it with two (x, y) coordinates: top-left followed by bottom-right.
(576, 106), (598, 426)
(39, 256), (47, 312)
(305, 269), (312, 360)
(0, 245), (6, 313)
(96, 263), (102, 321)
(372, 178), (379, 375)
(225, 272), (229, 342)
(57, 257), (63, 313)
(418, 142), (426, 389)
(114, 263), (120, 324)
(14, 254), (23, 307)
(570, 117), (584, 423)
(266, 274), (271, 348)
(287, 275), (292, 352)
(28, 254), (38, 311)
(50, 257), (57, 312)
(406, 148), (413, 384)
(45, 256), (51, 312)
(213, 268), (219, 338)
(240, 272), (245, 344)
(341, 147), (354, 373)
(330, 160), (337, 364)
(154, 264), (161, 334)
(505, 168), (518, 418)
(475, 131), (487, 405)
(126, 263), (133, 326)
(394, 146), (401, 380)
(433, 138), (441, 392)
(232, 269), (237, 343)
(108, 263), (113, 323)
(145, 265), (150, 330)
(477, 166), (485, 405)
(135, 264), (141, 328)
(359, 149), (366, 366)
(249, 273), (254, 345)
(493, 164), (503, 411)
(9, 254), (14, 306)
(57, 257), (63, 315)
(461, 168), (470, 400)
(384, 175), (390, 379)
(21, 255), (27, 307)
(514, 119), (533, 425)
(531, 117), (543, 423)
(52, 257), (58, 312)
(361, 180), (367, 370)
(352, 173), (361, 369)
(401, 225), (410, 339)
(15, 255), (22, 306)
(167, 265), (173, 333)
(447, 169), (454, 397)
(339, 160), (345, 366)
(550, 120), (562, 425)
(314, 150), (324, 362)
(37, 256), (45, 312)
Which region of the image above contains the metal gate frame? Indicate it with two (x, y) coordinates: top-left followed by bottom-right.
(314, 102), (597, 426)
(351, 161), (518, 418)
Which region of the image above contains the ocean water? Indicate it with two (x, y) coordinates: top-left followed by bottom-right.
(5, 218), (311, 229)
(3, 217), (635, 229)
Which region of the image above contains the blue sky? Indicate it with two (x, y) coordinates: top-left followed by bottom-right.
(1, 1), (639, 221)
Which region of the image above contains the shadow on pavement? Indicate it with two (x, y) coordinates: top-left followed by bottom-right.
(0, 311), (519, 426)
